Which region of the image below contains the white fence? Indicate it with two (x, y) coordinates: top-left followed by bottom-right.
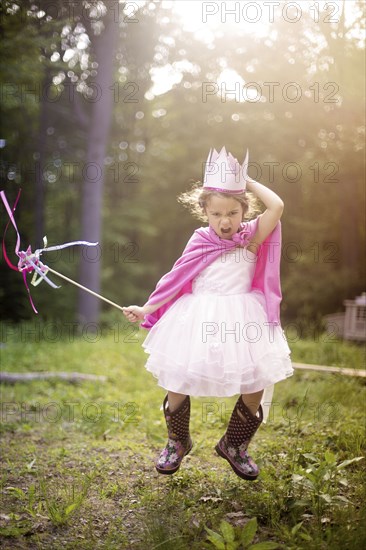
(323, 293), (366, 342)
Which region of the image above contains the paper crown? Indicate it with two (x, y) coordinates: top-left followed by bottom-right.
(203, 146), (249, 194)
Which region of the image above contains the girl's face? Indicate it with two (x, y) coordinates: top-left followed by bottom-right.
(205, 195), (244, 240)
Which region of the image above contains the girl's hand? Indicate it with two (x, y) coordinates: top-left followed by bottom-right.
(123, 294), (177, 321)
(122, 305), (146, 323)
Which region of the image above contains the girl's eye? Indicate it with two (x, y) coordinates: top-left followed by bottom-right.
(211, 212), (238, 216)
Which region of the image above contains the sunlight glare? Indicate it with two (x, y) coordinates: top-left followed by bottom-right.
(148, 0), (364, 99)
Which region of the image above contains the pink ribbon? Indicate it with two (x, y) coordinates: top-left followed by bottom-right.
(1, 189), (98, 314)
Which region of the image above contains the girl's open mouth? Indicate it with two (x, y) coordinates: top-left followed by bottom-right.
(221, 228), (231, 234)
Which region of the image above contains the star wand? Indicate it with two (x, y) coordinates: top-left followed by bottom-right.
(1, 189), (125, 314)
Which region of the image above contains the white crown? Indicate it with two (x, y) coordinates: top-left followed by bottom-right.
(203, 147), (249, 194)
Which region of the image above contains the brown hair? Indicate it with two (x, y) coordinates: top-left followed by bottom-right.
(177, 181), (261, 222)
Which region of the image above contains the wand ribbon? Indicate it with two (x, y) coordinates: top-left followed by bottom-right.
(1, 189), (125, 314)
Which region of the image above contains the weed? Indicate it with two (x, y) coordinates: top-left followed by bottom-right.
(6, 483), (42, 517)
(205, 517), (279, 549)
(38, 473), (93, 526)
(290, 451), (364, 524)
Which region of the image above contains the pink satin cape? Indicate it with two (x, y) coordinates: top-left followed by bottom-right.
(140, 216), (282, 329)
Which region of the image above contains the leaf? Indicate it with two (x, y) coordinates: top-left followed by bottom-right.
(290, 499), (309, 508)
(324, 450), (336, 464)
(205, 527), (226, 550)
(336, 457), (364, 470)
(220, 520), (235, 542)
(249, 542), (279, 549)
(206, 536), (226, 550)
(240, 517), (257, 546)
(7, 487), (26, 499)
(291, 521), (304, 535)
(299, 532), (313, 541)
(333, 495), (352, 504)
(65, 502), (78, 516)
(291, 474), (303, 483)
(27, 458), (36, 470)
(301, 453), (318, 462)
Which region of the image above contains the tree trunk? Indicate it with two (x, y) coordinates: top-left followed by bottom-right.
(35, 66), (52, 249)
(77, 8), (119, 325)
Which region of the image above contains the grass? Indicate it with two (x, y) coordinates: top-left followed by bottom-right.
(0, 321), (365, 549)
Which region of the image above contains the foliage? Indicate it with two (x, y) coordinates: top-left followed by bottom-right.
(290, 451), (364, 522)
(0, 333), (365, 547)
(205, 517), (279, 549)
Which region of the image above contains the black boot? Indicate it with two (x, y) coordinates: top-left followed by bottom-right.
(155, 395), (193, 474)
(215, 396), (263, 480)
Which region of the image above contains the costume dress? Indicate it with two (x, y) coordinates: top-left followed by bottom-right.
(141, 219), (293, 423)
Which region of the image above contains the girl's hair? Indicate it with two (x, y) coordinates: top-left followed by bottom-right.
(177, 181), (261, 222)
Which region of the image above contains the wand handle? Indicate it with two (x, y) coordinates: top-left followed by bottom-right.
(46, 266), (125, 313)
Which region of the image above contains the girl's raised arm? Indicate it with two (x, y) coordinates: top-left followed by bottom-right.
(245, 177), (284, 250)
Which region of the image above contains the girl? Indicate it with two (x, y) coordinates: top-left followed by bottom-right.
(122, 147), (293, 481)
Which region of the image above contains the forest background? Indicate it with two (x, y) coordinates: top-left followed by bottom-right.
(0, 0), (365, 337)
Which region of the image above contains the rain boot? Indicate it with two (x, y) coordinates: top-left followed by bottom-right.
(215, 396), (263, 480)
(155, 394), (193, 474)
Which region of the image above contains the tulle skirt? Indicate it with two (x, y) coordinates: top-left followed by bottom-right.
(142, 289), (293, 400)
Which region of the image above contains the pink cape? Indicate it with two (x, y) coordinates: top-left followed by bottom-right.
(140, 216), (282, 329)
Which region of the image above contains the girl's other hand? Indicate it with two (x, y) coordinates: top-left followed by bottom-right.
(122, 305), (146, 323)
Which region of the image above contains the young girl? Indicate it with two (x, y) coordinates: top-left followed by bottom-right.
(122, 147), (293, 481)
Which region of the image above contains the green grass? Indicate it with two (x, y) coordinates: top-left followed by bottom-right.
(0, 323), (365, 549)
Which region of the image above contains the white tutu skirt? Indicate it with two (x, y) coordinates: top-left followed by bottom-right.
(141, 248), (294, 422)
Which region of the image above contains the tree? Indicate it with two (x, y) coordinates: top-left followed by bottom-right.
(77, 4), (119, 325)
